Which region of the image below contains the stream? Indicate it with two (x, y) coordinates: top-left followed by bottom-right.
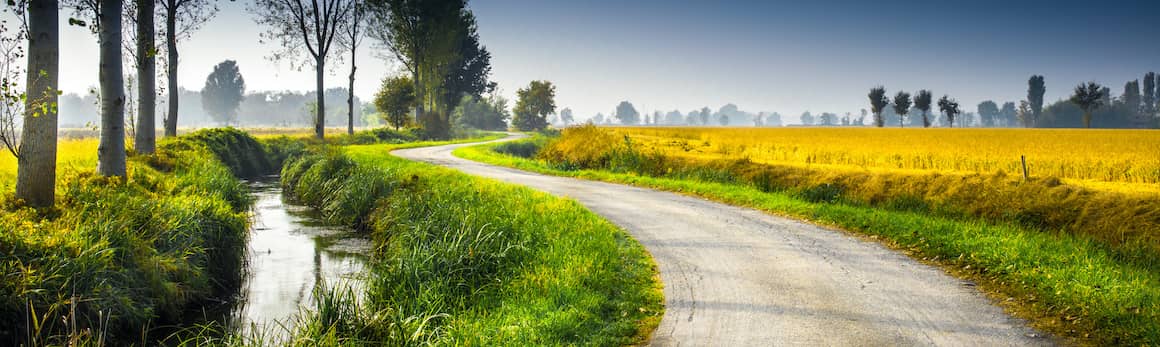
(222, 178), (372, 339)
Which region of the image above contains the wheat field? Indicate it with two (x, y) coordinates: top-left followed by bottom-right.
(608, 127), (1160, 192)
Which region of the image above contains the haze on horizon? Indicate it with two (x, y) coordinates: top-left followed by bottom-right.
(38, 0), (1160, 124)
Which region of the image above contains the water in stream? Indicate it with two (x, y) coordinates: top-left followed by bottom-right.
(225, 179), (372, 338)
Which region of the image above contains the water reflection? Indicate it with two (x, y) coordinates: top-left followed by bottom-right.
(229, 179), (370, 338)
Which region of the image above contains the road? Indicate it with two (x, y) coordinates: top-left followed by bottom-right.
(392, 135), (1049, 346)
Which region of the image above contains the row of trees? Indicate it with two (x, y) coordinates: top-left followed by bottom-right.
(867, 73), (1160, 130)
(1, 0), (493, 208)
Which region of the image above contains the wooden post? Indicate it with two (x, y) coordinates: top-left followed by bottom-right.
(1021, 155), (1029, 180)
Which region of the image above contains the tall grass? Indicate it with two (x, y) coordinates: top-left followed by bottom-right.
(0, 129), (279, 345)
(458, 131), (1160, 345)
(275, 144), (663, 345)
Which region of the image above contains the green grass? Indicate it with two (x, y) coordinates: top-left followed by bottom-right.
(456, 138), (1160, 346)
(0, 130), (266, 345)
(267, 142), (663, 345)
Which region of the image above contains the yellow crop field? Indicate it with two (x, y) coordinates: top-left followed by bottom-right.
(0, 138), (100, 189)
(608, 127), (1160, 191)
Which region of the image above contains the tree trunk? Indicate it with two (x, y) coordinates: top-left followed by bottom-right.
(16, 0), (59, 207)
(413, 70), (423, 128)
(164, 2), (178, 137)
(135, 0), (156, 153)
(315, 59), (325, 139)
(1084, 111), (1092, 128)
(347, 48), (355, 135)
(98, 0), (126, 177)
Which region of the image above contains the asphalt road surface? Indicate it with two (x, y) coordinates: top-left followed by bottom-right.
(392, 135), (1049, 346)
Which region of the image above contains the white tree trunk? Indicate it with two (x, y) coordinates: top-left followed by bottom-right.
(135, 0), (156, 153)
(16, 0), (59, 207)
(97, 0), (127, 177)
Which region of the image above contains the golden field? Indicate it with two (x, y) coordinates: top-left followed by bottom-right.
(0, 138), (99, 189)
(608, 127), (1160, 192)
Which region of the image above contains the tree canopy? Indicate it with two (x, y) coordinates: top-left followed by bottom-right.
(512, 80), (554, 131)
(201, 60), (245, 125)
(615, 101), (639, 125)
(374, 75), (415, 130)
(868, 86), (888, 127)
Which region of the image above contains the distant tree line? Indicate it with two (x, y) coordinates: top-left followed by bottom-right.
(868, 72), (1160, 129)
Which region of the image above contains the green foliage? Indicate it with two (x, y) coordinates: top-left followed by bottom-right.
(512, 80), (555, 131)
(201, 60), (246, 126)
(452, 93), (509, 131)
(614, 101), (639, 125)
(163, 127), (274, 179)
(914, 90), (933, 127)
(0, 138), (250, 345)
(892, 91), (912, 127)
(1028, 75), (1046, 126)
(868, 86), (888, 127)
(273, 144), (662, 345)
(1070, 82), (1106, 128)
(373, 75), (415, 131)
(366, 0), (494, 139)
(937, 95), (961, 128)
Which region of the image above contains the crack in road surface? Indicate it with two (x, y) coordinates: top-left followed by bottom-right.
(392, 135), (1050, 346)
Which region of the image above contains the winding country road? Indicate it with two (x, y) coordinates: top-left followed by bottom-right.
(393, 135), (1050, 346)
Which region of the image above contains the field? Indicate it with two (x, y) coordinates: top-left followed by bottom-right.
(459, 126), (1160, 345)
(614, 127), (1160, 191)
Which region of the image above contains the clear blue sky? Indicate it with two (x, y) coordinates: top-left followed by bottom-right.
(46, 0), (1160, 122)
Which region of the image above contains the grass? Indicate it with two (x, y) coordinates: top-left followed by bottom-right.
(0, 129), (268, 345)
(456, 130), (1160, 346)
(263, 141), (663, 345)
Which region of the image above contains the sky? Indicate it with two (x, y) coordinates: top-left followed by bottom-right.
(36, 0), (1160, 123)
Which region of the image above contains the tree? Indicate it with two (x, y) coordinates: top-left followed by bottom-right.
(892, 91), (911, 128)
(999, 102), (1017, 127)
(512, 80), (554, 131)
(1143, 72), (1156, 118)
(868, 86), (888, 127)
(453, 93), (508, 131)
(914, 89), (932, 128)
(250, 0), (352, 139)
(340, 0), (366, 134)
(1070, 82), (1105, 128)
(591, 112), (604, 124)
(374, 75), (415, 130)
(366, 0), (492, 139)
(615, 101), (639, 125)
(1027, 75), (1045, 127)
(95, 0), (127, 177)
(1017, 100), (1032, 127)
(799, 111), (814, 126)
(559, 107), (573, 125)
(976, 101), (998, 127)
(699, 106), (710, 125)
(201, 60), (245, 125)
(717, 112), (728, 125)
(160, 0), (219, 137)
(5, 3), (59, 207)
(937, 95), (959, 128)
(1121, 79), (1143, 127)
(128, 0), (157, 153)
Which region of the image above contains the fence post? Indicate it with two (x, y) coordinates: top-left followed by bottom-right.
(1021, 155), (1029, 180)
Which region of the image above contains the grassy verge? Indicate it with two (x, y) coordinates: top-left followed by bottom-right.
(0, 128), (272, 345)
(270, 142), (663, 345)
(457, 136), (1160, 346)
